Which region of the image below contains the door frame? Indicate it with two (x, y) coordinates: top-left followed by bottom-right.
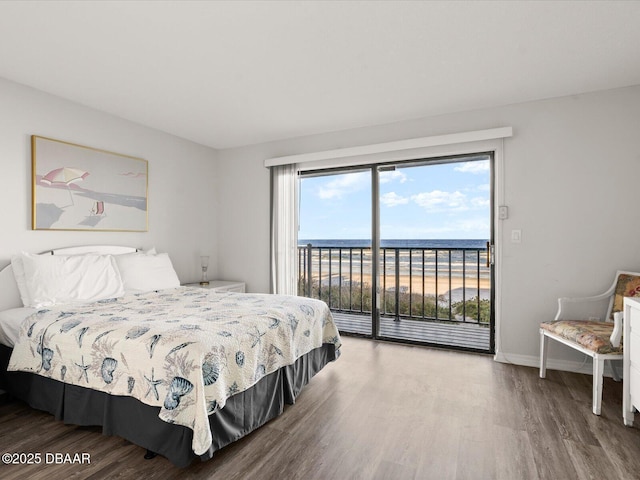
(370, 153), (495, 353)
(297, 137), (506, 357)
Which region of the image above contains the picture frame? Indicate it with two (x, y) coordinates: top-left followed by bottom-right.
(32, 135), (148, 231)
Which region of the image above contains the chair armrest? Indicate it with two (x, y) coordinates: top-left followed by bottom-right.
(611, 311), (623, 348)
(555, 292), (612, 321)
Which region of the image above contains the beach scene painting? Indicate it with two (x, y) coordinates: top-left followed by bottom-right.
(32, 136), (148, 231)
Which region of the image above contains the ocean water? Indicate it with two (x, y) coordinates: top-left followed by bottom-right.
(298, 239), (488, 249)
(298, 239), (492, 303)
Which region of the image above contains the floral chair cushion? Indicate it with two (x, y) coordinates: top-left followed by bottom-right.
(611, 273), (640, 320)
(540, 320), (622, 354)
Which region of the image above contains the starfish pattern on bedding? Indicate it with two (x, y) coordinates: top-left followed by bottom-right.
(248, 326), (266, 348)
(144, 367), (163, 400)
(75, 355), (90, 383)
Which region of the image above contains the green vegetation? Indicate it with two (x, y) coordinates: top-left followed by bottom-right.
(453, 296), (491, 324)
(298, 278), (490, 325)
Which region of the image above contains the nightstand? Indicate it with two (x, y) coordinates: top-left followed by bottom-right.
(183, 281), (246, 293)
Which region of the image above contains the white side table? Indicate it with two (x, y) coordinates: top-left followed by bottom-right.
(183, 281), (246, 293)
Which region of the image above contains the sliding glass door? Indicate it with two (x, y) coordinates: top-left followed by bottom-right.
(298, 153), (494, 353)
(375, 155), (493, 351)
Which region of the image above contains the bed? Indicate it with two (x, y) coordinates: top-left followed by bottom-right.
(0, 246), (341, 467)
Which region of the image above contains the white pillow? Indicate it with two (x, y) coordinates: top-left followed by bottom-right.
(114, 252), (180, 294)
(11, 249), (153, 307)
(20, 253), (125, 308)
(11, 254), (35, 307)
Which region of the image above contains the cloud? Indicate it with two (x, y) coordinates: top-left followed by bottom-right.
(411, 190), (467, 212)
(379, 170), (407, 184)
(471, 197), (490, 208)
(317, 172), (369, 200)
(409, 188), (490, 213)
(452, 217), (491, 234)
(380, 217), (490, 238)
(380, 192), (409, 207)
(454, 160), (490, 174)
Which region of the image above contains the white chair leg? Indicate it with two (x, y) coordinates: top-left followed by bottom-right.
(539, 330), (548, 379)
(593, 357), (604, 415)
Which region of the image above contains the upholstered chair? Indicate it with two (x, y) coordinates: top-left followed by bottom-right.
(540, 271), (640, 415)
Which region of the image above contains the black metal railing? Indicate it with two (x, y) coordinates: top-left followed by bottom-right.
(298, 244), (491, 325)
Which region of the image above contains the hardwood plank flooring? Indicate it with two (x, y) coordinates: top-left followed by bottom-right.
(1, 336), (640, 479)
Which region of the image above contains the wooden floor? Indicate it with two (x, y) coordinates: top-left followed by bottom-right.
(333, 312), (491, 351)
(1, 336), (640, 479)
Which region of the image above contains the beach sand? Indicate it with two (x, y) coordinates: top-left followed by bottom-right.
(315, 272), (490, 297)
(305, 249), (491, 301)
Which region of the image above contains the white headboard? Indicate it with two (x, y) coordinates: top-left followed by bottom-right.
(51, 245), (136, 256)
(0, 245), (138, 312)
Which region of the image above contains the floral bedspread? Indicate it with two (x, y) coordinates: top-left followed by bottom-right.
(8, 287), (342, 455)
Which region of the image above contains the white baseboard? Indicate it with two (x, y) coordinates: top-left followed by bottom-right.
(494, 351), (620, 377)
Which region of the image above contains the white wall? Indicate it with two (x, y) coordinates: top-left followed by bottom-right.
(217, 85), (640, 370)
(5, 73), (637, 370)
(0, 77), (219, 283)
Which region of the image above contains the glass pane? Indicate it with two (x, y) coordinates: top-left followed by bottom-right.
(377, 156), (492, 350)
(298, 169), (373, 336)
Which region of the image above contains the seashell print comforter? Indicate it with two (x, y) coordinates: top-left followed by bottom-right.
(8, 287), (342, 455)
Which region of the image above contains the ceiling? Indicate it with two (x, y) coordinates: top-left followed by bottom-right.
(0, 1), (639, 150)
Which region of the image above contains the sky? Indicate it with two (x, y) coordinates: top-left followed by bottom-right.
(299, 157), (491, 240)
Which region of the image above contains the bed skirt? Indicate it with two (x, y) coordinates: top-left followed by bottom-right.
(0, 343), (336, 468)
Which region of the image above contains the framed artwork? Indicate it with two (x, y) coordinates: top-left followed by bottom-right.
(32, 136), (148, 231)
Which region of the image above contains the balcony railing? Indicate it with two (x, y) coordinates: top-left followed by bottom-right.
(298, 244), (491, 325)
